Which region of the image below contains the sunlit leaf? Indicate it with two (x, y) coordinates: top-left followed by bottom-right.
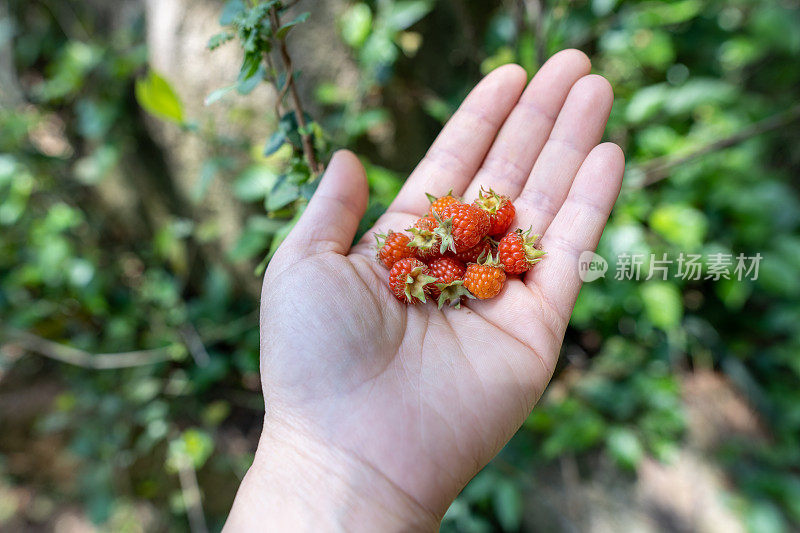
(606, 427), (643, 470)
(387, 0), (433, 31)
(135, 70), (185, 124)
(640, 282), (683, 330)
(649, 203), (707, 249)
(234, 166), (278, 201)
(340, 3), (372, 48)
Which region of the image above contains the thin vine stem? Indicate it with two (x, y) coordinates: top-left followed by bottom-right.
(631, 103), (800, 187)
(268, 6), (322, 175)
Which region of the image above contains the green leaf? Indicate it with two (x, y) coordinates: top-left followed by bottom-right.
(0, 170), (33, 226)
(167, 429), (214, 471)
(345, 108), (390, 137)
(233, 166), (278, 201)
(201, 401), (230, 427)
(716, 278), (752, 310)
(625, 78), (736, 124)
(354, 201), (387, 244)
(263, 130), (287, 156)
(266, 176), (300, 211)
(388, 0), (434, 31)
(193, 160), (219, 203)
(219, 0), (246, 25)
(640, 282), (683, 330)
(628, 0), (702, 27)
(315, 82), (348, 105)
(230, 216), (286, 262)
(254, 254), (271, 276)
(34, 41), (102, 101)
(76, 99), (117, 140)
(665, 78), (737, 116)
(238, 52), (261, 84)
(649, 203), (707, 249)
(237, 63), (264, 94)
(0, 154), (17, 186)
(493, 480), (524, 532)
(207, 31), (234, 50)
(592, 0), (620, 16)
(480, 46), (516, 75)
(364, 161), (402, 204)
(204, 85), (236, 106)
(625, 84), (668, 124)
(744, 501), (787, 533)
(276, 12), (309, 39)
(248, 215), (286, 234)
(73, 145), (119, 185)
(340, 3), (372, 48)
(135, 70), (185, 124)
(229, 225), (271, 262)
(300, 177), (320, 200)
(720, 37), (765, 71)
(758, 254), (800, 297)
(360, 32), (399, 68)
(422, 95), (452, 123)
(44, 203), (82, 231)
(632, 29), (675, 69)
(606, 427), (644, 470)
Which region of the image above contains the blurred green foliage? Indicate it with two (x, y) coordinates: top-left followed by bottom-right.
(1, 0), (799, 531)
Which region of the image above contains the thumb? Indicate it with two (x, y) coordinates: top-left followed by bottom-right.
(282, 150), (368, 258)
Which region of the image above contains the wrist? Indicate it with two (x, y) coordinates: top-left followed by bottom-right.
(224, 415), (439, 532)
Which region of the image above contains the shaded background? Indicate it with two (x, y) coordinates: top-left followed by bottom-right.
(1, 0), (800, 531)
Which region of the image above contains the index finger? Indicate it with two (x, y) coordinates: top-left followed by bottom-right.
(385, 64), (528, 217)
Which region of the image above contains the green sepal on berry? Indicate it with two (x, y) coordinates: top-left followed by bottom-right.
(432, 214), (456, 254)
(475, 247), (490, 264)
(404, 265), (437, 304)
(425, 188), (455, 204)
(476, 250), (504, 268)
(473, 187), (504, 213)
(373, 231), (389, 258)
(474, 187), (516, 236)
(497, 227), (546, 275)
(374, 230), (415, 269)
(516, 228), (546, 264)
(407, 225), (439, 256)
(435, 279), (475, 309)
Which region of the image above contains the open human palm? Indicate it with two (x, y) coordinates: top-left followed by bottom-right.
(229, 50), (624, 530)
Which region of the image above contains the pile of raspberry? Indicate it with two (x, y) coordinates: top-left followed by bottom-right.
(375, 188), (546, 308)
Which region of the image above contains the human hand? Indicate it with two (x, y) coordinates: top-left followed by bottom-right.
(226, 49), (624, 531)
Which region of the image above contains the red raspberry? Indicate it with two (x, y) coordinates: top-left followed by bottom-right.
(497, 228), (546, 275)
(435, 202), (490, 253)
(463, 253), (506, 299)
(388, 258), (437, 304)
(426, 190), (461, 217)
(426, 257), (472, 308)
(452, 236), (494, 264)
(473, 187), (516, 236)
(407, 215), (443, 261)
(375, 231), (415, 269)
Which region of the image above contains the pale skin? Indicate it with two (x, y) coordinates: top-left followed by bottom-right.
(225, 50), (625, 531)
